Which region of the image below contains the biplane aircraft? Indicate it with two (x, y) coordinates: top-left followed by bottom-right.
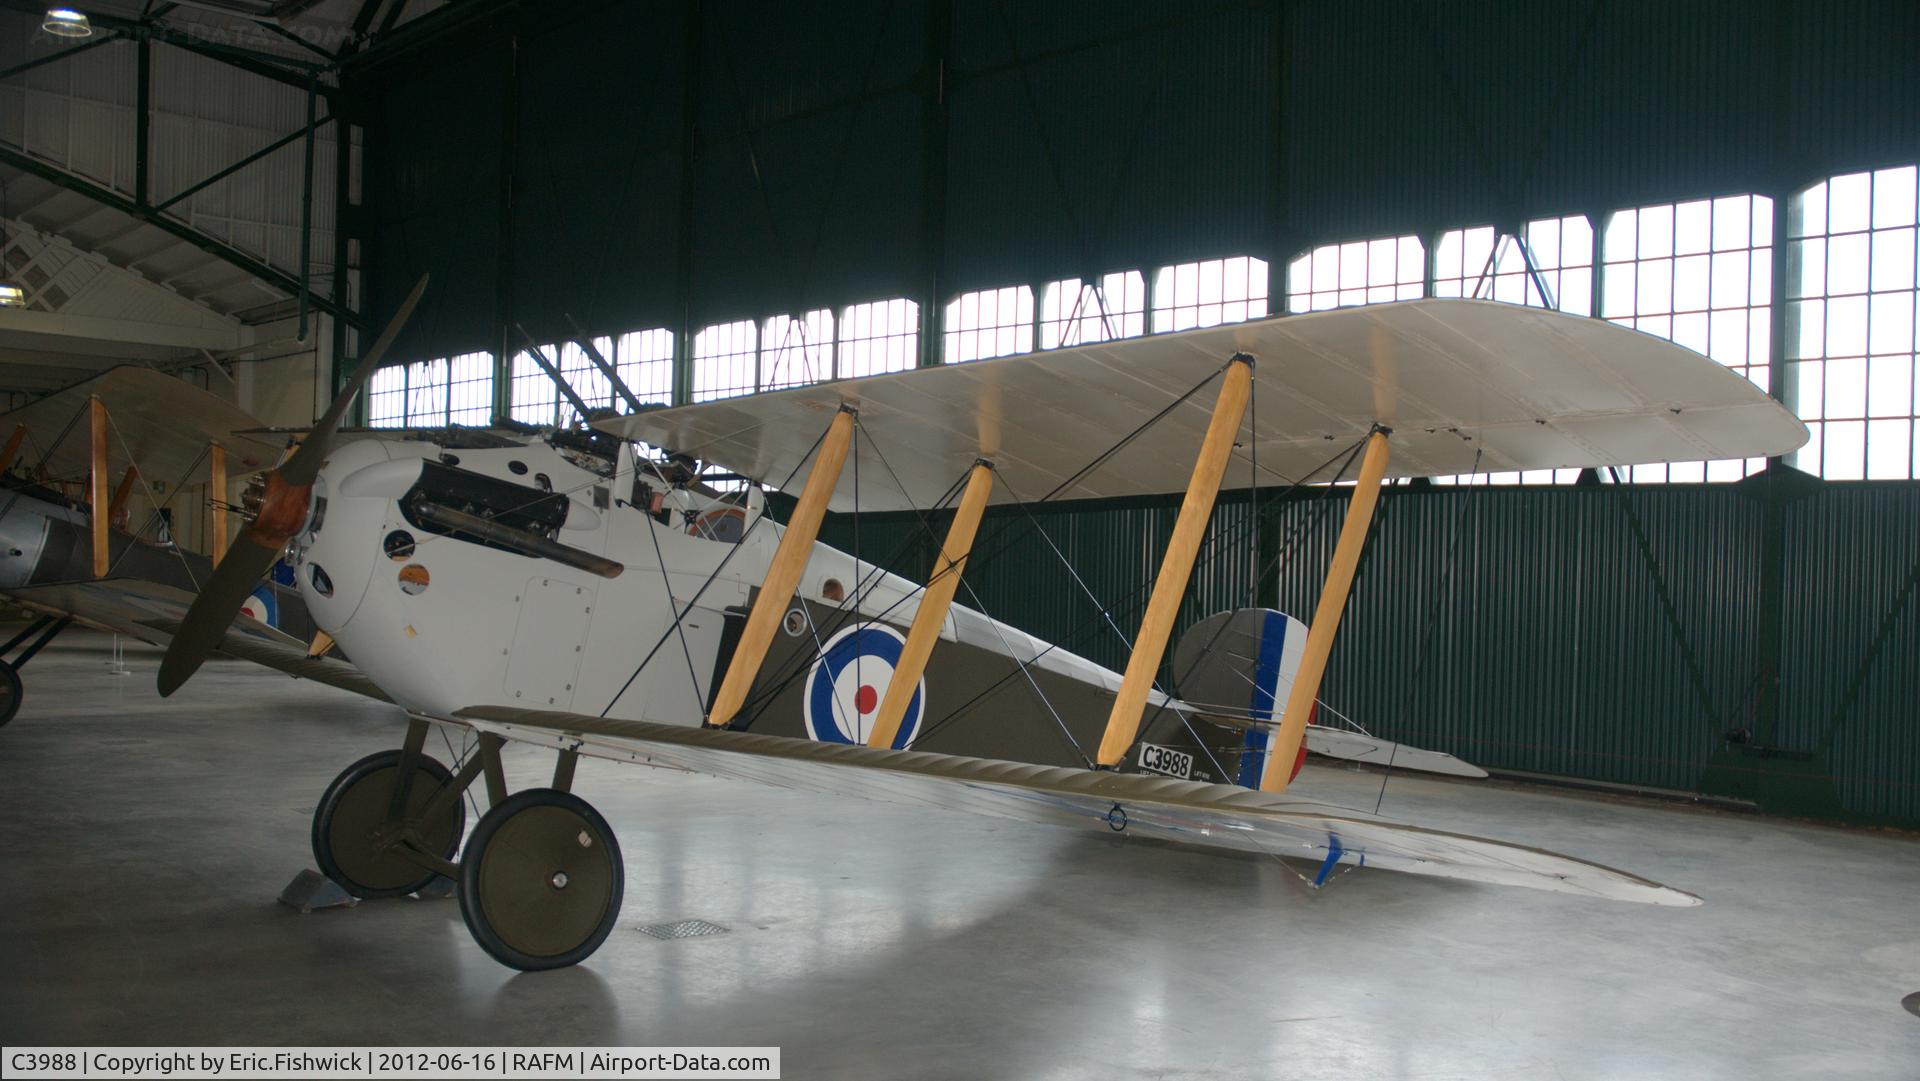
(153, 281), (1807, 971)
(0, 366), (316, 724)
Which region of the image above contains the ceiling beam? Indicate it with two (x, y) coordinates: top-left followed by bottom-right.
(0, 145), (361, 329)
(0, 308), (244, 353)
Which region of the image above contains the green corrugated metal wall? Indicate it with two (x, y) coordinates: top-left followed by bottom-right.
(361, 0), (1920, 828)
(816, 479), (1919, 827)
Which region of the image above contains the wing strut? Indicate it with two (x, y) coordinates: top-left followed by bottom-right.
(108, 465), (140, 529)
(208, 442), (229, 567)
(0, 424), (26, 477)
(705, 405), (856, 729)
(1262, 428), (1392, 792)
(1095, 354), (1253, 767)
(87, 396), (109, 578)
(867, 459), (996, 749)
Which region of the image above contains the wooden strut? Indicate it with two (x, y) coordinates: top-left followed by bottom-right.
(87, 397), (109, 578)
(0, 424), (27, 477)
(108, 465), (140, 529)
(706, 406), (857, 729)
(208, 442), (228, 567)
(1096, 356), (1254, 767)
(1262, 428), (1392, 793)
(867, 459), (995, 749)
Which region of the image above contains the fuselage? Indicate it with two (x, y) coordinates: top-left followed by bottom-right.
(292, 432), (1137, 737)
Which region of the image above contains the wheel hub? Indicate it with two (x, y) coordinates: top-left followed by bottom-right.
(550, 871), (570, 890)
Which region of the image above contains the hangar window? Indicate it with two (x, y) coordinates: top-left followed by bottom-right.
(558, 337), (616, 413)
(371, 358), (463, 429)
(838, 298), (919, 378)
(613, 328), (675, 410)
(1151, 256), (1269, 333)
(403, 359), (449, 427)
(368, 365), (408, 428)
(1286, 235), (1424, 312)
(1040, 271), (1147, 349)
(1602, 194), (1773, 482)
(761, 309), (835, 390)
(510, 345), (561, 425)
(945, 285), (1034, 362)
(446, 352), (494, 426)
(1429, 218), (1594, 485)
(691, 320), (759, 402)
(1433, 217), (1593, 315)
(1787, 165), (1920, 480)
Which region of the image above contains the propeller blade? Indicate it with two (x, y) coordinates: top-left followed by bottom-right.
(280, 274), (429, 486)
(156, 534), (286, 697)
(157, 275), (428, 697)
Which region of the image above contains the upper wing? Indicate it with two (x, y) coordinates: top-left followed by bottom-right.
(454, 704), (1699, 907)
(0, 366), (282, 483)
(596, 299), (1807, 512)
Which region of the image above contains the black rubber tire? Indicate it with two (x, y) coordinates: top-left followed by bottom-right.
(312, 749), (465, 899)
(0, 658), (20, 728)
(458, 788), (624, 971)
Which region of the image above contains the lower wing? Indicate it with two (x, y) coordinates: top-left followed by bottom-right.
(4, 577), (388, 702)
(452, 704), (1699, 907)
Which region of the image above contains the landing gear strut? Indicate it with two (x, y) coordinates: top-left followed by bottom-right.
(308, 721), (624, 970)
(311, 749), (465, 898)
(0, 615), (71, 728)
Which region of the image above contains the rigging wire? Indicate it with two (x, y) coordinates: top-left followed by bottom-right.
(0, 398), (88, 530)
(708, 355), (1239, 739)
(597, 419), (834, 718)
(849, 421), (1094, 767)
(723, 462), (971, 726)
(1352, 450), (1489, 814)
(641, 487), (710, 710)
(907, 433), (1370, 754)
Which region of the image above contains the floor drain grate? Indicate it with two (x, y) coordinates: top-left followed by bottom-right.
(638, 919), (730, 941)
(1904, 992), (1920, 1019)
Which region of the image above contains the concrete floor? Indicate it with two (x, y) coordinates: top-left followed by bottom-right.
(2, 629), (1917, 1079)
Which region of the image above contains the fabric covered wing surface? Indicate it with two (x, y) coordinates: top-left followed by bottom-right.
(600, 299), (1806, 512)
(455, 706), (1700, 907)
(0, 366), (281, 482)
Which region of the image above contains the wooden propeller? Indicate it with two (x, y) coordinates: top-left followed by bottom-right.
(157, 276), (428, 697)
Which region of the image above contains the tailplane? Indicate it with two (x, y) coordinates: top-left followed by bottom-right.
(1168, 608), (1486, 786)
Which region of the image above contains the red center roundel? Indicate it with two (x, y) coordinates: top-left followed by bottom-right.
(854, 685), (878, 714)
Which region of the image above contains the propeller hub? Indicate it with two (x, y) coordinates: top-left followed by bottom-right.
(242, 469), (314, 549)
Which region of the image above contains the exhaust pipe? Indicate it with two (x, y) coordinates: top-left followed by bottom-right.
(410, 499), (623, 579)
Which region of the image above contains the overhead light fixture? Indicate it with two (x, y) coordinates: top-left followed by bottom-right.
(0, 282), (24, 308)
(41, 8), (92, 38)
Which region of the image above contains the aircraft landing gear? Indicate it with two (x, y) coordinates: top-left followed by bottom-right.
(308, 721), (624, 970)
(0, 659), (20, 728)
(458, 788), (624, 971)
(312, 749), (466, 898)
(0, 615), (71, 728)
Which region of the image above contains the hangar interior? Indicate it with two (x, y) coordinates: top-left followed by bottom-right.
(1, 0), (1917, 1076)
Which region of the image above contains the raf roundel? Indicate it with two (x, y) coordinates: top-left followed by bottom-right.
(803, 623), (925, 750)
(236, 586), (279, 629)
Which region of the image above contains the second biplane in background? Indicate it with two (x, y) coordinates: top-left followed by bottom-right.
(0, 366), (320, 724)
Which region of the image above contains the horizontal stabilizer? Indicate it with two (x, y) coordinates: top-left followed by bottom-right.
(1304, 727), (1488, 779)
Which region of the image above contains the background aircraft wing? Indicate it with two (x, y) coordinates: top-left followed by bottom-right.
(596, 299), (1808, 512)
(4, 578), (388, 702)
(0, 366), (283, 483)
(453, 704), (1699, 907)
